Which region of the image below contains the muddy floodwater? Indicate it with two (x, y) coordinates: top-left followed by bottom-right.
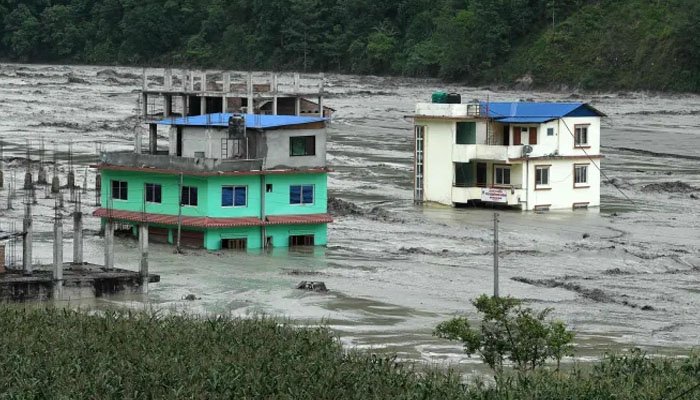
(1, 64), (699, 370)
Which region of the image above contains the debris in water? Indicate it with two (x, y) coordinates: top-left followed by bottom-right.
(582, 233), (590, 239)
(183, 294), (200, 301)
(641, 181), (695, 193)
(296, 281), (328, 292)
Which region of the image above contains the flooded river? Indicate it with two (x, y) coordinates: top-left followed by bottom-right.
(1, 63), (699, 370)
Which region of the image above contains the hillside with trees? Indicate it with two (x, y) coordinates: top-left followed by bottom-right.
(1, 0), (698, 92)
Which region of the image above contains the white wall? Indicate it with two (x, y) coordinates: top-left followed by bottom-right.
(523, 158), (601, 210)
(417, 119), (454, 205)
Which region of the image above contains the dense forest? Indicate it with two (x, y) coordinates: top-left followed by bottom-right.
(1, 0), (699, 91)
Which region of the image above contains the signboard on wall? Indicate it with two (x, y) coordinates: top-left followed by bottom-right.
(481, 188), (508, 203)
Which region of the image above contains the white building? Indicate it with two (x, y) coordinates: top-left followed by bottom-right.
(413, 101), (605, 211)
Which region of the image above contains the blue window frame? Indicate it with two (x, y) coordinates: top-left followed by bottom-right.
(290, 185), (314, 205)
(222, 186), (247, 207)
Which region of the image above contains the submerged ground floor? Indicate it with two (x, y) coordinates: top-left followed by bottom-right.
(97, 216), (329, 251)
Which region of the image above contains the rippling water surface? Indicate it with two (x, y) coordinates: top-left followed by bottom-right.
(1, 64), (699, 371)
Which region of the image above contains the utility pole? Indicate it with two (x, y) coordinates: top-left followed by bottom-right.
(493, 212), (499, 298)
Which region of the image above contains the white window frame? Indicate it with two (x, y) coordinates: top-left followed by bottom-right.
(145, 183), (162, 204)
(111, 180), (128, 201)
(547, 127), (554, 136)
(535, 166), (550, 188)
(290, 184), (315, 206)
(574, 125), (589, 147)
(494, 165), (511, 186)
(181, 186), (198, 207)
(574, 164), (589, 187)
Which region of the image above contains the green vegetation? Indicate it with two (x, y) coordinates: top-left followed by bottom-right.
(435, 295), (575, 372)
(0, 307), (699, 399)
(0, 0), (698, 91)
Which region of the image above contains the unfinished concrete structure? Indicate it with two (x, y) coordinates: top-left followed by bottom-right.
(140, 70), (333, 124)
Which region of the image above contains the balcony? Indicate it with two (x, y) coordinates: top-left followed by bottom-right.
(98, 152), (264, 173)
(414, 103), (482, 119)
(452, 144), (525, 163)
(452, 185), (524, 206)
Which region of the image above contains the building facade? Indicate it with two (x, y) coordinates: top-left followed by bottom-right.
(414, 101), (605, 211)
(94, 113), (332, 251)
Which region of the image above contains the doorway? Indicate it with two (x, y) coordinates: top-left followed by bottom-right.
(476, 162), (487, 187)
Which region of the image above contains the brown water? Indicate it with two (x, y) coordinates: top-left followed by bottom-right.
(1, 63), (699, 373)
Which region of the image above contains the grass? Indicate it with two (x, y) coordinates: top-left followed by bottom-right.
(0, 307), (698, 399)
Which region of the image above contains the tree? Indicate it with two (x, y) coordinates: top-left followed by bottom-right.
(434, 295), (575, 373)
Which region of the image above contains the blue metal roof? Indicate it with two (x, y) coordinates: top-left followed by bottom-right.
(157, 113), (326, 129)
(480, 102), (604, 123)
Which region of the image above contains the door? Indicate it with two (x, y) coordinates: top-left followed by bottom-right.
(529, 127), (538, 145)
(513, 127), (522, 145)
(476, 162), (487, 187)
(503, 125), (510, 145)
(180, 230), (204, 248)
(149, 227), (169, 244)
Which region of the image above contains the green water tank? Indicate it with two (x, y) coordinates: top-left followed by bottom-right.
(431, 91), (448, 103)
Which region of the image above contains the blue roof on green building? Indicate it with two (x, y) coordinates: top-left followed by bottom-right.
(157, 113), (326, 129)
(480, 102), (605, 123)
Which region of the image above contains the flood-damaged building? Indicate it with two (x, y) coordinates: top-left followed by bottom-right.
(93, 70), (332, 250)
(413, 97), (605, 211)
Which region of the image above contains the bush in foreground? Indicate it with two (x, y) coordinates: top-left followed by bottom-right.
(0, 308), (698, 399)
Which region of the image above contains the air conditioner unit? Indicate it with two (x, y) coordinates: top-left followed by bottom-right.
(522, 145), (533, 157)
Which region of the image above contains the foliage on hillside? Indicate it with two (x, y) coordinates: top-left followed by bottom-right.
(0, 0), (698, 91)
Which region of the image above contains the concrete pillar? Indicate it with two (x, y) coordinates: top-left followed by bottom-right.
(142, 92), (148, 118)
(182, 95), (188, 117)
(200, 96), (207, 115)
(24, 171), (32, 189)
(247, 72), (254, 113)
(134, 129), (142, 153)
(149, 124), (157, 154)
(272, 74), (278, 116)
(164, 68), (172, 90)
(164, 95), (172, 118)
(73, 211), (83, 265)
(295, 97), (301, 116)
(142, 68), (147, 90)
(53, 214), (63, 299)
(318, 96), (324, 118)
(104, 219), (114, 270)
(139, 224), (149, 293)
(293, 72), (300, 92)
(67, 170), (75, 189)
(51, 175), (60, 193)
(37, 167), (47, 185)
(221, 96), (227, 113)
(201, 71), (207, 92)
(22, 202), (32, 275)
(223, 72), (231, 93)
(188, 70), (194, 92)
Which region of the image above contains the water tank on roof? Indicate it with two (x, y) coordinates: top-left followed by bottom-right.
(431, 91), (448, 104)
(228, 114), (246, 138)
(446, 93), (461, 104)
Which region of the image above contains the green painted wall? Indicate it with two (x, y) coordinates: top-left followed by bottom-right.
(265, 224), (327, 247)
(264, 173), (328, 216)
(101, 170), (328, 218)
(204, 226), (262, 250)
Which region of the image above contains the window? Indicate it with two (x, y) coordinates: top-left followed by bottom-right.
(547, 128), (554, 136)
(574, 165), (588, 186)
(290, 185), (314, 205)
(289, 235), (315, 247)
(494, 166), (511, 186)
(194, 151), (205, 158)
(290, 136), (316, 156)
(222, 238), (247, 250)
(111, 180), (128, 200)
(456, 122), (476, 144)
(535, 166), (550, 187)
(181, 186), (198, 206)
(575, 125), (589, 146)
(266, 184), (273, 193)
(222, 186), (247, 207)
(145, 183), (162, 203)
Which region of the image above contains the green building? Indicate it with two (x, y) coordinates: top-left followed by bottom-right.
(94, 113), (332, 250)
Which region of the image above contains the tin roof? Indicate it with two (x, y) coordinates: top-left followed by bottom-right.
(156, 113), (326, 129)
(480, 102), (605, 123)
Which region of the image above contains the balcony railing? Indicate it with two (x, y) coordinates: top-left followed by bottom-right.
(99, 151), (264, 173)
(453, 144), (525, 162)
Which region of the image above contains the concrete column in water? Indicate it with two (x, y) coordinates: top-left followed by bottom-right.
(138, 224), (149, 293)
(104, 219), (114, 270)
(22, 202), (33, 275)
(200, 96), (207, 115)
(164, 95), (172, 118)
(73, 211), (83, 264)
(37, 167), (47, 185)
(53, 214), (64, 299)
(24, 171), (32, 189)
